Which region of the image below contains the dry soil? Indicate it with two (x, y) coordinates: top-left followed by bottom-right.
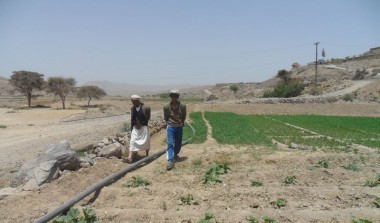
(0, 100), (379, 223)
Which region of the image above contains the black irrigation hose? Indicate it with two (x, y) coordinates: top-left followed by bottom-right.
(33, 122), (194, 223)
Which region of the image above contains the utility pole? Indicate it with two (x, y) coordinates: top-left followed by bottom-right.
(314, 42), (320, 85)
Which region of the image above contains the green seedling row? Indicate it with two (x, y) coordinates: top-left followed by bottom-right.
(268, 115), (380, 148)
(202, 112), (380, 150)
(204, 112), (273, 145)
(183, 112), (208, 144)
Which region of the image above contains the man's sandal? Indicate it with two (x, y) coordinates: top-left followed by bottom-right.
(123, 157), (133, 164)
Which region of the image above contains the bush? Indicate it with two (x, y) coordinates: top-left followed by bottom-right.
(353, 69), (368, 80)
(263, 82), (305, 98)
(342, 93), (354, 102)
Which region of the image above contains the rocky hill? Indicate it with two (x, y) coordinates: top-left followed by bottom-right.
(198, 57), (380, 102)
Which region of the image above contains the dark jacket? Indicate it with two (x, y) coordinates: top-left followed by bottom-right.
(163, 102), (186, 124)
(131, 104), (151, 129)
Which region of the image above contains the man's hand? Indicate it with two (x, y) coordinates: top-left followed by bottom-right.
(134, 119), (142, 129)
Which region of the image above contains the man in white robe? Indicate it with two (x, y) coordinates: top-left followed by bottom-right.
(124, 95), (151, 163)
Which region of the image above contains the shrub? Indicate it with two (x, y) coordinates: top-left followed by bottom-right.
(342, 93), (354, 102)
(353, 69), (368, 80)
(263, 82), (305, 98)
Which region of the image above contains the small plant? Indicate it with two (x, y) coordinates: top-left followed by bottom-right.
(123, 176), (150, 187)
(192, 158), (203, 167)
(0, 125), (6, 129)
(270, 198), (287, 209)
(247, 216), (260, 223)
(159, 201), (167, 210)
(52, 207), (100, 223)
(364, 177), (380, 187)
(203, 162), (230, 184)
(317, 159), (329, 168)
(179, 194), (199, 205)
(250, 180), (263, 187)
(344, 163), (360, 172)
(283, 176), (296, 185)
(197, 213), (218, 223)
(263, 216), (278, 223)
(373, 197), (380, 208)
(352, 218), (373, 223)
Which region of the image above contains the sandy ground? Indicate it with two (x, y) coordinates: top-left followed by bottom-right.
(0, 100), (379, 223)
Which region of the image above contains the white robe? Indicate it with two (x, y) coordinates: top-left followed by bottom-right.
(129, 125), (150, 152)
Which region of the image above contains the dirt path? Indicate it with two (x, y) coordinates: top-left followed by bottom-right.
(0, 108), (127, 167)
(322, 80), (374, 97)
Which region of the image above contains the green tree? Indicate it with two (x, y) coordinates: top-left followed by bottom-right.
(47, 77), (76, 109)
(277, 69), (291, 85)
(9, 71), (45, 107)
(76, 85), (107, 106)
(229, 84), (239, 96)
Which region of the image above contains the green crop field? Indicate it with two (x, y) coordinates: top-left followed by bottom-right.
(201, 112), (380, 150)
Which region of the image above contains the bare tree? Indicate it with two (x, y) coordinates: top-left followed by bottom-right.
(9, 71), (44, 107)
(46, 77), (76, 109)
(76, 85), (106, 106)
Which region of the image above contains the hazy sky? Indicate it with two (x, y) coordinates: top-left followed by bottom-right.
(1, 0), (379, 86)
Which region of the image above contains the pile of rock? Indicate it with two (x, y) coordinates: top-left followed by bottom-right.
(90, 119), (167, 158)
(237, 96), (340, 104)
(13, 119), (167, 191)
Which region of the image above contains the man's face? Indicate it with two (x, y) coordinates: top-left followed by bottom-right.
(131, 99), (140, 106)
(170, 94), (179, 102)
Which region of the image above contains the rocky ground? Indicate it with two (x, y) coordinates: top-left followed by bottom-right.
(0, 98), (379, 223)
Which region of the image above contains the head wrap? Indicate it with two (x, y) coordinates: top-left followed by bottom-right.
(169, 89), (180, 96)
(131, 95), (141, 100)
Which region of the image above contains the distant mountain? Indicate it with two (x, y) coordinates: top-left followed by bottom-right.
(0, 76), (13, 95)
(83, 80), (203, 96)
(0, 76), (207, 97)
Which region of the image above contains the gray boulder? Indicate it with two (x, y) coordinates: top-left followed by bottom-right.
(96, 142), (123, 158)
(44, 140), (80, 171)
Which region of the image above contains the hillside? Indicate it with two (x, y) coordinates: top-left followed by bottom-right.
(199, 58), (380, 102)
